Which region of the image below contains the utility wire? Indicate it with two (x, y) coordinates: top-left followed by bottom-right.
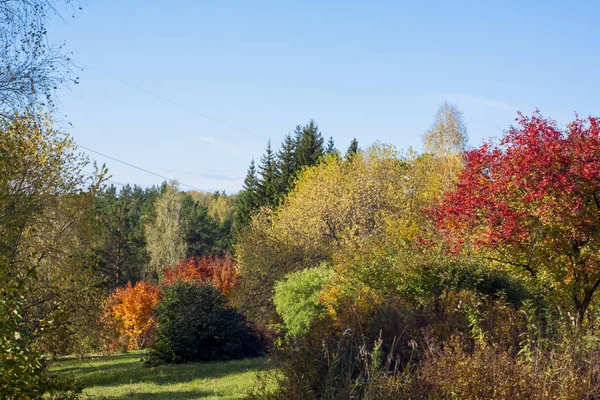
(76, 61), (267, 141)
(77, 144), (205, 192)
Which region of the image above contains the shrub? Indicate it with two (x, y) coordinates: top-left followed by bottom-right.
(273, 264), (333, 338)
(145, 281), (264, 366)
(104, 281), (162, 350)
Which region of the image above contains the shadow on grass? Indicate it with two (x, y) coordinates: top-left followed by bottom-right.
(53, 353), (268, 388)
(92, 389), (218, 399)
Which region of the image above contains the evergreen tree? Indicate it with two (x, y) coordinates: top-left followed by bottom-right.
(181, 193), (220, 258)
(258, 140), (280, 207)
(277, 132), (297, 199)
(345, 138), (359, 161)
(234, 159), (260, 231)
(325, 136), (337, 154)
(294, 120), (324, 168)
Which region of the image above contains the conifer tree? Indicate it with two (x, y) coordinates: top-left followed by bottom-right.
(345, 138), (359, 161)
(277, 132), (297, 198)
(294, 119), (324, 168)
(258, 140), (280, 207)
(325, 136), (337, 154)
(234, 159), (260, 231)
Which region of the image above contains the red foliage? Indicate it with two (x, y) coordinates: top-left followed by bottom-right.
(162, 254), (239, 297)
(435, 111), (600, 318)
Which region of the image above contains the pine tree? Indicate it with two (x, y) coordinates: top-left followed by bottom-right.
(258, 140), (280, 207)
(233, 159), (260, 231)
(277, 133), (297, 199)
(345, 138), (359, 161)
(294, 119), (324, 168)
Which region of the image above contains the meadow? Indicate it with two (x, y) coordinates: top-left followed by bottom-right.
(50, 352), (270, 400)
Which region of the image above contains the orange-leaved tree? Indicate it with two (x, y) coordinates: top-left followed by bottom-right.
(105, 281), (162, 350)
(162, 254), (239, 297)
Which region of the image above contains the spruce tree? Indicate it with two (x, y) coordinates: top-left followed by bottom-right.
(345, 138), (359, 161)
(233, 159), (260, 231)
(277, 133), (297, 199)
(258, 140), (280, 207)
(325, 136), (337, 154)
(294, 119), (324, 168)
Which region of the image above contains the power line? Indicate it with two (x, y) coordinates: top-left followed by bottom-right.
(77, 144), (205, 192)
(75, 61), (267, 141)
(81, 170), (127, 187)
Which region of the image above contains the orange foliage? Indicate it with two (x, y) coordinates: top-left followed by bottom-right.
(162, 254), (239, 297)
(105, 281), (162, 350)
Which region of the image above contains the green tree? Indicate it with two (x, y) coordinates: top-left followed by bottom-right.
(345, 138), (359, 161)
(233, 159), (260, 232)
(325, 136), (337, 154)
(276, 132), (297, 199)
(294, 120), (324, 168)
(258, 140), (280, 207)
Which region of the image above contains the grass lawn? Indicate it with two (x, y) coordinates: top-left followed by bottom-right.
(50, 351), (271, 400)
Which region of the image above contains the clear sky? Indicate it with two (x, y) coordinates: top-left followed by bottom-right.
(48, 0), (600, 193)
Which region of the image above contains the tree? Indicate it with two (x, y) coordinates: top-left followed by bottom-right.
(0, 0), (80, 117)
(0, 112), (102, 396)
(423, 102), (468, 156)
(345, 138), (359, 161)
(235, 144), (409, 323)
(258, 140), (280, 207)
(435, 112), (600, 322)
(325, 136), (337, 154)
(277, 133), (297, 199)
(294, 120), (324, 168)
(233, 159), (260, 231)
(145, 181), (186, 280)
(105, 281), (162, 350)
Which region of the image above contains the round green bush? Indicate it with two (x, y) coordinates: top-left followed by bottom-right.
(145, 281), (264, 365)
(274, 263), (333, 338)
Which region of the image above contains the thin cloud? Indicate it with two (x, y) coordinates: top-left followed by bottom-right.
(197, 136), (242, 155)
(196, 171), (242, 182)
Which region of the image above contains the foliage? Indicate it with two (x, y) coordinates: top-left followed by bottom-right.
(0, 112), (104, 397)
(234, 159), (261, 231)
(144, 181), (187, 280)
(145, 281), (265, 366)
(162, 254), (239, 298)
(92, 184), (160, 288)
(436, 111), (600, 321)
(105, 281), (162, 350)
(273, 264), (333, 338)
(422, 101), (468, 156)
(235, 144), (411, 323)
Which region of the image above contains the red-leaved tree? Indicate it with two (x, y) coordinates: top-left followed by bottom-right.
(435, 112), (600, 322)
(162, 254), (239, 298)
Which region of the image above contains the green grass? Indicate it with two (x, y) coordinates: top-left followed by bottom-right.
(50, 351), (271, 400)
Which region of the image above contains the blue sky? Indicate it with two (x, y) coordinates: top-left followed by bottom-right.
(49, 1), (600, 193)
